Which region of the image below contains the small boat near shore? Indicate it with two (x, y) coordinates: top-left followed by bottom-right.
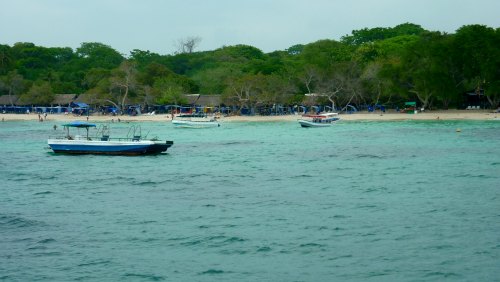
(48, 121), (173, 155)
(298, 113), (340, 127)
(172, 114), (220, 128)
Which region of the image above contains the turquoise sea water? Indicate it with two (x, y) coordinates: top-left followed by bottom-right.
(1, 119), (499, 281)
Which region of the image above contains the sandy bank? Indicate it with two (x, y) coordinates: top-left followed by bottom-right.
(1, 110), (498, 123)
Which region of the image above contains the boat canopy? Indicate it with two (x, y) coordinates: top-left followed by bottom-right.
(62, 121), (97, 128)
(303, 112), (338, 118)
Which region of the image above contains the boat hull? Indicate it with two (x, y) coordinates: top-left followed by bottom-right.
(172, 119), (220, 128)
(298, 119), (338, 127)
(48, 139), (174, 155)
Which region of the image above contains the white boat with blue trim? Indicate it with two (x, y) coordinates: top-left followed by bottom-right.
(48, 121), (173, 155)
(172, 114), (220, 128)
(298, 113), (340, 127)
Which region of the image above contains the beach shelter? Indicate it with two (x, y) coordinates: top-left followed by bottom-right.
(71, 102), (88, 108)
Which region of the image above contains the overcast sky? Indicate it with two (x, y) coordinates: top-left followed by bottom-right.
(1, 0), (499, 56)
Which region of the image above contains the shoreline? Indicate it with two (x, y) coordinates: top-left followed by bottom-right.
(1, 110), (498, 123)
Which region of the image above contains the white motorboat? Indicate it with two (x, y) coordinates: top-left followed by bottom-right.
(48, 121), (173, 155)
(298, 113), (340, 127)
(172, 114), (220, 128)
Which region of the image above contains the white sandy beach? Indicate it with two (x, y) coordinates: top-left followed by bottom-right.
(1, 110), (498, 123)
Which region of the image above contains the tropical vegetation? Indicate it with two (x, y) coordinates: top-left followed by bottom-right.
(1, 23), (499, 112)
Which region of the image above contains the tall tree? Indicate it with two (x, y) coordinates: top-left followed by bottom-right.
(0, 44), (13, 75)
(153, 77), (186, 105)
(192, 64), (238, 94)
(361, 62), (388, 105)
(129, 49), (161, 69)
(399, 32), (455, 109)
(223, 73), (264, 113)
(453, 25), (500, 107)
(299, 40), (353, 71)
(175, 36), (202, 54)
(83, 68), (111, 90)
(76, 42), (124, 70)
(257, 73), (296, 106)
(18, 81), (54, 105)
(342, 23), (426, 45)
(314, 69), (344, 110)
(299, 65), (320, 94)
(0, 70), (24, 105)
(109, 60), (138, 112)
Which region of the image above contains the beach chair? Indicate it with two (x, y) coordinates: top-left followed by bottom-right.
(466, 106), (472, 110)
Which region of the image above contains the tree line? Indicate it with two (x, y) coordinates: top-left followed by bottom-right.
(0, 23), (499, 112)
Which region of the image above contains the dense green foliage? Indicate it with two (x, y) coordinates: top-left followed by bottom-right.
(1, 23), (499, 110)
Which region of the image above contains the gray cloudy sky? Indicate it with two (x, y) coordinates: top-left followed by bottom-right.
(1, 0), (499, 55)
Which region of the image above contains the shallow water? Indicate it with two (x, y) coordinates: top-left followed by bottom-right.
(1, 120), (499, 281)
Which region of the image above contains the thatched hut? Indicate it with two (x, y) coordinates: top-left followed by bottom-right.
(0, 95), (19, 106)
(197, 95), (221, 107)
(52, 94), (77, 106)
(74, 93), (100, 105)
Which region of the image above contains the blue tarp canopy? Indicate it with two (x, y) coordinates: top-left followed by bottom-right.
(62, 121), (96, 128)
(71, 102), (89, 108)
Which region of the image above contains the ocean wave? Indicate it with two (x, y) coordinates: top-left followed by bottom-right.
(297, 242), (327, 254)
(134, 180), (161, 186)
(328, 254), (353, 261)
(34, 191), (53, 195)
(455, 173), (494, 179)
(299, 242), (325, 248)
(123, 273), (165, 281)
(365, 270), (393, 278)
(37, 238), (56, 244)
(256, 246), (272, 252)
(0, 214), (46, 229)
(331, 214), (350, 219)
(38, 175), (57, 180)
(199, 269), (225, 275)
(224, 236), (245, 243)
(424, 271), (461, 278)
(26, 245), (47, 251)
(77, 260), (111, 267)
(127, 237), (159, 243)
(291, 174), (313, 179)
(178, 235), (247, 248)
(354, 153), (387, 159)
(30, 251), (62, 257)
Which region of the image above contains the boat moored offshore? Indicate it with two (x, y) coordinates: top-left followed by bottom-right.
(47, 121), (173, 155)
(298, 113), (340, 127)
(172, 113), (220, 128)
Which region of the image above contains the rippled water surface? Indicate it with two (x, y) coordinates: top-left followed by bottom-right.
(1, 119), (499, 281)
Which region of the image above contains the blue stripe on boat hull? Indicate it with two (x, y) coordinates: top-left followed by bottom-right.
(49, 143), (173, 155)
